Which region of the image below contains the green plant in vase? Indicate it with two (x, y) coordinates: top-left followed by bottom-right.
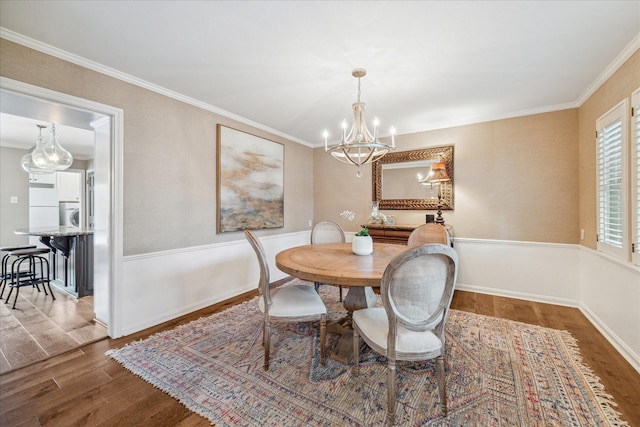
(352, 227), (373, 255)
(355, 227), (369, 237)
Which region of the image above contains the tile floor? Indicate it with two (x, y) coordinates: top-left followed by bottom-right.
(0, 285), (107, 374)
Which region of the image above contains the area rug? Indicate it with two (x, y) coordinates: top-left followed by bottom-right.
(107, 280), (627, 426)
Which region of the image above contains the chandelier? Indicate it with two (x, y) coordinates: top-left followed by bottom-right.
(21, 123), (73, 174)
(323, 68), (396, 177)
(21, 125), (54, 174)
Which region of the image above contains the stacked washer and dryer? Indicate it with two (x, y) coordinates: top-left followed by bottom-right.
(59, 201), (80, 227)
(57, 171), (82, 227)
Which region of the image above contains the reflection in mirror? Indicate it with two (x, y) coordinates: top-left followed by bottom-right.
(372, 145), (453, 210)
(381, 160), (439, 200)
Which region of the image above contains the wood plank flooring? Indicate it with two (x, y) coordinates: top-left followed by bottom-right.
(0, 286), (107, 374)
(1, 286), (638, 426)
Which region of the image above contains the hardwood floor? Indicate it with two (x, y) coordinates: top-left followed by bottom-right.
(0, 285), (107, 374)
(1, 286), (638, 426)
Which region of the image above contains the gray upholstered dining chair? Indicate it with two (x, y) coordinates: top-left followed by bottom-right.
(311, 221), (346, 301)
(352, 244), (458, 424)
(245, 230), (327, 370)
(407, 223), (451, 247)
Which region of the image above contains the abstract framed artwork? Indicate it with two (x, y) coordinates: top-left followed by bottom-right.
(216, 125), (284, 233)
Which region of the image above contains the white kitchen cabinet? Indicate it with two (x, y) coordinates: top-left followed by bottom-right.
(57, 171), (81, 202)
(29, 173), (56, 184)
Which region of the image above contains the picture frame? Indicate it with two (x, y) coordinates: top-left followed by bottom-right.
(216, 125), (284, 233)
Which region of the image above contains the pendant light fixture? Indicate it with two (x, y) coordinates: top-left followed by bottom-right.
(323, 68), (396, 177)
(20, 125), (55, 175)
(31, 123), (73, 171)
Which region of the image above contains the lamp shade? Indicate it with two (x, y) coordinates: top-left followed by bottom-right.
(429, 161), (450, 182)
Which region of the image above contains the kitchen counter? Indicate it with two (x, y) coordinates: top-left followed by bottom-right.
(14, 226), (94, 237)
(14, 226), (94, 297)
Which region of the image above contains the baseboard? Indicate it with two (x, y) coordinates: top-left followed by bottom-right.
(579, 304), (640, 373)
(121, 282), (255, 336)
(456, 281), (640, 374)
(455, 282), (580, 308)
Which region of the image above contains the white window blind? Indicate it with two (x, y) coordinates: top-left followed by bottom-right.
(596, 100), (628, 259)
(598, 119), (623, 246)
(632, 88), (640, 266)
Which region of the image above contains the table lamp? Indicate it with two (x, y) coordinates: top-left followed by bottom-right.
(428, 161), (450, 225)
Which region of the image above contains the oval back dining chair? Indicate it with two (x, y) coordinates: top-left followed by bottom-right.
(352, 244), (458, 424)
(311, 221), (346, 301)
(245, 230), (327, 370)
(407, 223), (451, 247)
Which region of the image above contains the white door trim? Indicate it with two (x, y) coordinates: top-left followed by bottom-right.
(1, 76), (125, 338)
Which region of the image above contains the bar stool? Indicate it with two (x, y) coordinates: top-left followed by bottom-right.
(0, 245), (36, 299)
(3, 247), (55, 309)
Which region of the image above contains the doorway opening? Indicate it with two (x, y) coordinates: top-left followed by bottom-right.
(0, 77), (123, 371)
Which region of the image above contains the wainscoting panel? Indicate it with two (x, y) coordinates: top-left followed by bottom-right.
(579, 248), (640, 372)
(119, 234), (639, 371)
(453, 238), (581, 306)
(121, 231), (310, 335)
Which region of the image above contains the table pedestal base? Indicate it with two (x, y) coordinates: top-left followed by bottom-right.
(328, 285), (377, 363)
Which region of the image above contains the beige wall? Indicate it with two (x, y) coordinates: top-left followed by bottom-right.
(578, 50), (640, 250)
(0, 38), (314, 256)
(315, 109), (580, 244)
(4, 37), (635, 250)
(0, 147), (30, 246)
(315, 51), (640, 247)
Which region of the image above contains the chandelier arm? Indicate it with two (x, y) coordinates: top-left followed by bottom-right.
(359, 147), (376, 165)
(332, 149), (360, 166)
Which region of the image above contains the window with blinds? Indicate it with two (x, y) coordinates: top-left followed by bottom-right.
(632, 88), (640, 266)
(596, 99), (628, 260)
(598, 119), (623, 247)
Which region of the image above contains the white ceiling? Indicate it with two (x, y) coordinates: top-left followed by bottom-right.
(1, 1), (639, 150)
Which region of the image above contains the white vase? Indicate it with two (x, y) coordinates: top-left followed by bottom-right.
(352, 235), (373, 255)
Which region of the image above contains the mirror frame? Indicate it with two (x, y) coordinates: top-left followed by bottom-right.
(372, 145), (454, 210)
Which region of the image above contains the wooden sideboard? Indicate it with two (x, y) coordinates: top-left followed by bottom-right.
(364, 223), (455, 246)
(364, 224), (420, 245)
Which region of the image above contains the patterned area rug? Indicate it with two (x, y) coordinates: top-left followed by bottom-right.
(107, 280), (627, 426)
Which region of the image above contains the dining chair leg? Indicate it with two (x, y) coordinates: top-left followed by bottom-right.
(339, 285), (343, 302)
(263, 320), (271, 371)
(387, 359), (397, 425)
(436, 355), (447, 416)
(352, 326), (360, 376)
(319, 314), (326, 366)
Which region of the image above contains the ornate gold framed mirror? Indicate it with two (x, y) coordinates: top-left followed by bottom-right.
(372, 145), (454, 210)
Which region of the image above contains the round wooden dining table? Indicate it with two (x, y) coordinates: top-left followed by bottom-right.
(276, 241), (409, 362)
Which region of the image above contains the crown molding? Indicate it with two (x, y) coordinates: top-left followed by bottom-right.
(0, 28), (314, 148)
(2, 27), (637, 148)
(576, 32), (640, 106)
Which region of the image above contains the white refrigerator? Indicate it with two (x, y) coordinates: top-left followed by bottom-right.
(29, 187), (59, 246)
